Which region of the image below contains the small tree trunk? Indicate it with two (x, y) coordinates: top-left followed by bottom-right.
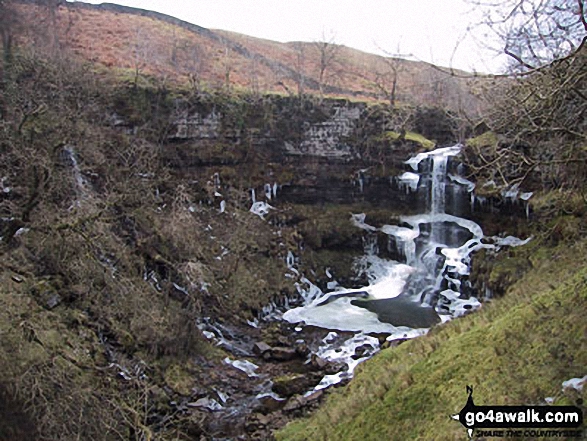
(390, 75), (397, 106)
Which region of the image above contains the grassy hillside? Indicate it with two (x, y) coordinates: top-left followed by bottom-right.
(277, 232), (587, 440)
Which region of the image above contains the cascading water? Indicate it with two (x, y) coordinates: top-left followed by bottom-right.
(284, 145), (478, 326)
(431, 150), (448, 214)
(282, 144), (524, 389)
(61, 146), (93, 211)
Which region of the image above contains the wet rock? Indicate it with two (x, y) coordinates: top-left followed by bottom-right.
(295, 342), (310, 357)
(272, 373), (320, 397)
(283, 390), (324, 413)
(256, 392), (286, 413)
(351, 295), (441, 328)
(310, 354), (329, 370)
(368, 332), (391, 346)
(351, 343), (374, 360)
(187, 397), (223, 411)
(252, 341), (272, 356)
(309, 354), (346, 375)
(270, 347), (298, 361)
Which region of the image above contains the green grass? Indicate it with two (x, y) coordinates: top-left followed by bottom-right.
(466, 131), (499, 149)
(276, 238), (587, 440)
(384, 131), (435, 150)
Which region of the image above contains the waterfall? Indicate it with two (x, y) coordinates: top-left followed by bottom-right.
(396, 145), (482, 308)
(284, 145), (482, 332)
(63, 146), (89, 207)
(430, 152), (449, 245)
(430, 153), (448, 215)
(279, 144), (532, 392)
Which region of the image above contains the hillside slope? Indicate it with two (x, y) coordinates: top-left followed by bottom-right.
(0, 41), (449, 439)
(13, 0), (482, 113)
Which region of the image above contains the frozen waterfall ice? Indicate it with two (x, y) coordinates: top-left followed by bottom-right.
(282, 144), (531, 389)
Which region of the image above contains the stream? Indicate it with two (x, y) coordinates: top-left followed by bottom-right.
(195, 145), (532, 438)
(281, 144), (528, 389)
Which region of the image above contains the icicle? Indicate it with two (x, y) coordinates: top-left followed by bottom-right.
(398, 172), (420, 193)
(250, 201), (273, 218)
(1, 177), (11, 194)
(286, 251), (295, 269)
(362, 234), (379, 255)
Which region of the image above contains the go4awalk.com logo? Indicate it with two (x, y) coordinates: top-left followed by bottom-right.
(451, 386), (584, 439)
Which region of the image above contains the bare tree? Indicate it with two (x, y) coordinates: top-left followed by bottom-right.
(130, 26), (151, 87)
(0, 0), (18, 117)
(292, 42), (306, 96)
(369, 44), (411, 106)
(220, 44), (234, 91)
(248, 53), (260, 96)
(473, 0), (586, 70)
(184, 43), (207, 94)
(312, 33), (341, 98)
(464, 0), (587, 191)
(42, 0), (64, 53)
(0, 0), (17, 61)
(169, 32), (207, 93)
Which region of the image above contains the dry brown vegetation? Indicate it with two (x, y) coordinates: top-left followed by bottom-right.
(0, 38), (295, 438)
(10, 1), (483, 116)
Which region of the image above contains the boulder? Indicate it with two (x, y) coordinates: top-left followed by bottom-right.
(283, 390), (325, 413)
(271, 373), (320, 397)
(252, 341), (272, 356)
(309, 354), (346, 375)
(351, 343), (374, 360)
(46, 294), (62, 310)
(256, 392), (286, 413)
(310, 354), (328, 370)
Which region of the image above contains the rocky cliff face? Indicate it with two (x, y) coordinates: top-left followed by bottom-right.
(156, 94), (441, 212)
